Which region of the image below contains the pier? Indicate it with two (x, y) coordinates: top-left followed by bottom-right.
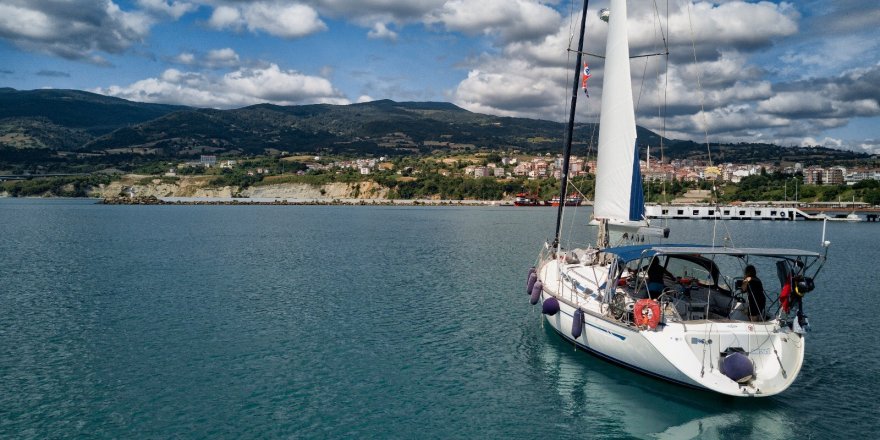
(646, 204), (878, 222)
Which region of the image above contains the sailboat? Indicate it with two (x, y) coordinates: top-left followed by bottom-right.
(528, 0), (828, 396)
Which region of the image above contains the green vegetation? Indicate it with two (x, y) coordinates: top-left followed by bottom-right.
(208, 169), (264, 188)
(0, 174), (113, 197)
(373, 173), (515, 200)
(644, 178), (702, 203)
(854, 179), (880, 205)
(136, 175), (179, 185)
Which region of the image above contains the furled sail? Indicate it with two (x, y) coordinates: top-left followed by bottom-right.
(593, 0), (644, 223)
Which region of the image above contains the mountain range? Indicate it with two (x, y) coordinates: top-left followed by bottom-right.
(0, 87), (871, 165)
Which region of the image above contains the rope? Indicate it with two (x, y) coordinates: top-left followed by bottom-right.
(769, 335), (788, 378)
(685, 0), (713, 167)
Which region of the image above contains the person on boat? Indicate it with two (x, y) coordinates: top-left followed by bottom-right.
(646, 257), (665, 299)
(741, 265), (766, 321)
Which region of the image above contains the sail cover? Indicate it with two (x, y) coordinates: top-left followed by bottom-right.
(593, 0), (644, 222)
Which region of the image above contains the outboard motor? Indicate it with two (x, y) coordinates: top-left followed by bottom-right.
(796, 277), (815, 295)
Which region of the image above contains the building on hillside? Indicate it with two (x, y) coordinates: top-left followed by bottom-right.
(825, 167), (845, 185)
(573, 159), (586, 176)
(845, 169), (880, 185)
(200, 155), (217, 167)
(644, 170), (672, 182)
(703, 166), (721, 181)
(804, 167), (823, 185)
(534, 161), (548, 178)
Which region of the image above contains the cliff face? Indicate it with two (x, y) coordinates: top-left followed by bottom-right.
(243, 182), (389, 199)
(92, 175), (390, 200)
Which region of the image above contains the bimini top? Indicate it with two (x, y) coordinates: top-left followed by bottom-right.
(604, 244), (821, 262)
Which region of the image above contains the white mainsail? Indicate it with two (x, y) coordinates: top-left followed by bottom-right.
(593, 0), (644, 223)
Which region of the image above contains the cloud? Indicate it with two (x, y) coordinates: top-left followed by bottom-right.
(95, 63), (348, 108)
(174, 52), (196, 65)
(172, 48), (240, 68)
(758, 92), (880, 119)
(854, 139), (880, 155)
(205, 48), (241, 67)
(208, 2), (327, 38)
(36, 70), (70, 78)
(426, 0), (560, 43)
(778, 35), (880, 81)
(800, 136), (843, 149)
(315, 0), (444, 21)
(451, 1), (801, 115)
(136, 0), (197, 19)
(454, 58), (568, 118)
(449, 0), (875, 149)
(367, 22), (397, 41)
(802, 2), (880, 35)
(653, 1), (798, 61)
(0, 0), (152, 62)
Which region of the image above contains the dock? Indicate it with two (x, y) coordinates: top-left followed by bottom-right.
(646, 204), (877, 222)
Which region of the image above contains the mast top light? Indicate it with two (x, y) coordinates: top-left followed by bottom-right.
(599, 8), (610, 22)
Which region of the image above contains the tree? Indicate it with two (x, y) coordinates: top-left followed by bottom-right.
(864, 189), (880, 206)
(854, 179), (879, 190)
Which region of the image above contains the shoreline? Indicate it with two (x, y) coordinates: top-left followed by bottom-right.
(98, 196), (512, 206)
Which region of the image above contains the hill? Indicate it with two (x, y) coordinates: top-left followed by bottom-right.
(659, 139), (870, 166)
(0, 88), (184, 138)
(0, 88), (871, 170)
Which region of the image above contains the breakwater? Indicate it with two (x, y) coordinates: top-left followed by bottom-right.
(99, 196), (500, 206)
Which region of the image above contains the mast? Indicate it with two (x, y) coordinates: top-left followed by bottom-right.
(552, 0), (591, 250)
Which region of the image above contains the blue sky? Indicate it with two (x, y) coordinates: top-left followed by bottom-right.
(1, 0), (879, 153)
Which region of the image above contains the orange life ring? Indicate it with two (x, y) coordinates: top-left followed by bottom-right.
(634, 299), (661, 329)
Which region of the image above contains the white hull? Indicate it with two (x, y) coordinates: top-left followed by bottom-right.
(536, 255), (805, 397)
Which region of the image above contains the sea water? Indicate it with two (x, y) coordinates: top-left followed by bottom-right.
(1, 198), (877, 438)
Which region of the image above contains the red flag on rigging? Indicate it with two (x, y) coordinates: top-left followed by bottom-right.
(581, 62), (592, 97)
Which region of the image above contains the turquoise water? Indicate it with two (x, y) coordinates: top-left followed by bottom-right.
(1, 198), (877, 438)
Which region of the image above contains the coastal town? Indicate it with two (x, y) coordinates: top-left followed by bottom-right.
(165, 153), (880, 192)
(179, 152), (880, 187)
(7, 147), (879, 205)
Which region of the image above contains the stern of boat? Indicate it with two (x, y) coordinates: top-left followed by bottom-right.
(643, 321), (805, 396)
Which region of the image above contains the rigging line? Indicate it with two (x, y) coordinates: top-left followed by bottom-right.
(686, 0), (713, 167)
(644, 0), (671, 210)
(635, 1), (668, 140)
(633, 33), (653, 116)
(712, 214), (718, 247)
(769, 334), (788, 378)
(653, 0), (670, 54)
(658, 0), (669, 164)
(567, 0), (577, 57)
(563, 180), (590, 249)
(630, 52), (669, 59)
(568, 49), (668, 59)
(559, 0), (581, 244)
